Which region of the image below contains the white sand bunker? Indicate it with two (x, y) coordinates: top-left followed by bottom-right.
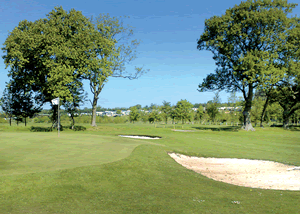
(172, 129), (195, 132)
(119, 135), (161, 139)
(169, 153), (300, 191)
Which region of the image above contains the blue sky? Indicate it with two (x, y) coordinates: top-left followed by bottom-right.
(1, 0), (299, 109)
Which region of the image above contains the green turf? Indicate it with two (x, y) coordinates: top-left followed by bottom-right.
(0, 123), (299, 213)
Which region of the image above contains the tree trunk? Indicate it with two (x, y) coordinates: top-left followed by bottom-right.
(71, 115), (75, 129)
(242, 88), (255, 131)
(25, 117), (27, 126)
(260, 95), (270, 128)
(91, 93), (98, 127)
(9, 117), (11, 126)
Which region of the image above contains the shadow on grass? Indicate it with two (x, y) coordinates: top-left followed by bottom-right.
(30, 125), (86, 132)
(192, 126), (241, 132)
(270, 124), (300, 131)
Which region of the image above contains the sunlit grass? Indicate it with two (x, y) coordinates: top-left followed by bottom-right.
(0, 122), (299, 213)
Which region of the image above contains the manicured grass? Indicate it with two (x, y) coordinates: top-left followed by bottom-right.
(0, 123), (299, 213)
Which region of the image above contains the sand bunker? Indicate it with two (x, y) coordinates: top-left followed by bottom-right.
(169, 153), (300, 191)
(119, 135), (161, 139)
(172, 129), (195, 132)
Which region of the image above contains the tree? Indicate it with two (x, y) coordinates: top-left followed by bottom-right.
(129, 106), (140, 123)
(195, 106), (204, 124)
(174, 100), (193, 124)
(160, 100), (172, 124)
(251, 93), (264, 127)
(206, 92), (221, 123)
(269, 83), (300, 128)
(87, 14), (149, 126)
(148, 110), (161, 124)
(63, 85), (87, 129)
(197, 0), (297, 131)
(2, 7), (104, 120)
(0, 87), (13, 126)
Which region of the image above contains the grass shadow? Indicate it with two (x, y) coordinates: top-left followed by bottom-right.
(192, 126), (241, 132)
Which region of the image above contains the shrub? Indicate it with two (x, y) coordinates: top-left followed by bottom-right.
(0, 118), (7, 123)
(69, 125), (86, 131)
(30, 126), (53, 132)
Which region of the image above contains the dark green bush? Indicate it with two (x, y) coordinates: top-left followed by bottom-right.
(0, 118), (7, 123)
(30, 126), (53, 132)
(69, 125), (86, 131)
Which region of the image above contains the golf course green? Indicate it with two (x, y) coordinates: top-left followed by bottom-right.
(0, 123), (299, 213)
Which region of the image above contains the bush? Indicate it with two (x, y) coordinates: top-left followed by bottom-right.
(69, 125), (86, 131)
(0, 118), (7, 123)
(30, 126), (53, 132)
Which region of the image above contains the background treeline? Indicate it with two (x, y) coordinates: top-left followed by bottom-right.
(1, 91), (299, 127)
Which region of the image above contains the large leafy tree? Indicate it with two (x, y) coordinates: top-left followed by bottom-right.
(87, 14), (149, 127)
(174, 99), (193, 124)
(2, 7), (109, 113)
(197, 0), (297, 131)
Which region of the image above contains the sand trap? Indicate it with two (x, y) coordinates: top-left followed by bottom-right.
(169, 153), (300, 191)
(119, 135), (161, 139)
(172, 129), (195, 132)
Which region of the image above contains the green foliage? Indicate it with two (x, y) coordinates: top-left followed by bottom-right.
(160, 100), (172, 124)
(0, 88), (13, 125)
(2, 7), (101, 102)
(0, 118), (7, 123)
(148, 110), (161, 123)
(174, 99), (193, 124)
(33, 116), (51, 123)
(30, 126), (53, 132)
(197, 0), (297, 130)
(129, 107), (140, 123)
(88, 14), (148, 126)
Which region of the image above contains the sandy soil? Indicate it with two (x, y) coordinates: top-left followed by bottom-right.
(169, 153), (300, 191)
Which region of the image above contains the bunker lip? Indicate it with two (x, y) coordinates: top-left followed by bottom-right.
(118, 135), (161, 139)
(169, 153), (300, 191)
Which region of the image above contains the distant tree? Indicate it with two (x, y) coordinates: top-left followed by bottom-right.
(6, 79), (43, 126)
(133, 104), (142, 110)
(251, 94), (264, 127)
(148, 110), (161, 124)
(116, 109), (122, 115)
(269, 83), (300, 128)
(149, 103), (158, 110)
(129, 106), (140, 123)
(195, 106), (204, 124)
(0, 87), (13, 126)
(160, 100), (172, 124)
(206, 92), (221, 123)
(174, 99), (193, 124)
(197, 0), (297, 131)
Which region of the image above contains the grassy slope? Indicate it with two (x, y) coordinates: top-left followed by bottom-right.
(0, 123), (299, 213)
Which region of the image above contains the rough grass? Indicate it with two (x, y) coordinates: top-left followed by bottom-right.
(0, 122), (299, 213)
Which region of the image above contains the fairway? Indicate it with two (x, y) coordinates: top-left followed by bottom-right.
(0, 124), (300, 213)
